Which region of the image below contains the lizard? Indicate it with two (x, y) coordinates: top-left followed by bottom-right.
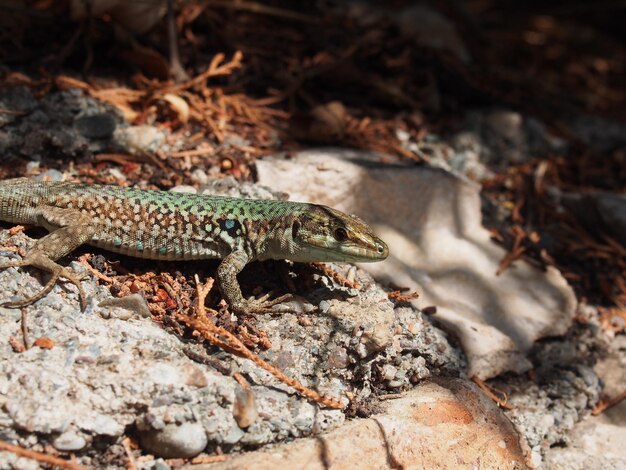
(0, 177), (389, 313)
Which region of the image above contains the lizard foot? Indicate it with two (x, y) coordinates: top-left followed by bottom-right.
(0, 257), (88, 311)
(234, 292), (294, 315)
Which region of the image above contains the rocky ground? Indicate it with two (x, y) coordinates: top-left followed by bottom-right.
(0, 1), (624, 468)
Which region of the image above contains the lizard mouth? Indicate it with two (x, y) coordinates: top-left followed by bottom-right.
(352, 238), (389, 262)
(298, 236), (389, 263)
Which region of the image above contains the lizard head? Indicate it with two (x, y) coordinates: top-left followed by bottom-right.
(287, 205), (389, 263)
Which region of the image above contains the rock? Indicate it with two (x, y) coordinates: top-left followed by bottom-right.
(154, 460), (172, 470)
(391, 5), (470, 63)
(0, 89), (120, 161)
(0, 178), (463, 467)
(185, 378), (530, 470)
(0, 86), (38, 127)
(543, 347), (626, 469)
(114, 125), (166, 154)
(170, 185), (198, 194)
(559, 191), (626, 243)
(233, 388), (258, 429)
(34, 169), (64, 182)
(74, 113), (117, 139)
(256, 149), (577, 379)
(138, 422), (208, 459)
(449, 109), (564, 169)
(52, 430), (88, 452)
(98, 293), (151, 319)
(543, 401), (626, 470)
(564, 114), (626, 152)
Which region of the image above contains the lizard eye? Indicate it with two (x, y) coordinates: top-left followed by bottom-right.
(334, 227), (349, 242)
(291, 220), (301, 239)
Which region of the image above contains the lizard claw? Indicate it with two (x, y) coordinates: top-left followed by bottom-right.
(0, 257), (88, 311)
(234, 293), (294, 315)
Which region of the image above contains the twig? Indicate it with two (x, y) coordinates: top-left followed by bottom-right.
(121, 437), (138, 470)
(472, 376), (513, 410)
(20, 308), (29, 350)
(388, 290), (419, 303)
(496, 225), (527, 275)
(233, 372), (251, 390)
(78, 254), (115, 284)
(163, 51), (243, 93)
(592, 390), (626, 416)
(0, 440), (85, 470)
(175, 275), (344, 409)
(168, 148), (215, 158)
(191, 454), (228, 465)
(377, 393), (404, 400)
(160, 273), (184, 311)
(311, 262), (360, 289)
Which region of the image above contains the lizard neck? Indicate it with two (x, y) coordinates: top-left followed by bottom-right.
(254, 211), (303, 262)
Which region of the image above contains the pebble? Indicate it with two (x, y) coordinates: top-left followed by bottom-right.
(34, 169), (64, 182)
(115, 125), (165, 154)
(153, 459), (172, 470)
(327, 347), (350, 369)
(190, 168), (209, 185)
(381, 364), (397, 381)
(233, 387), (258, 429)
(53, 431), (87, 452)
(99, 293), (151, 319)
(170, 185), (197, 194)
(139, 422), (208, 458)
(361, 323), (393, 354)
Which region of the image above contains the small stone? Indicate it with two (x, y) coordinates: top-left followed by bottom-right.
(12, 457), (40, 470)
(221, 423), (245, 445)
(139, 422), (208, 459)
(190, 168), (209, 185)
(154, 459), (172, 470)
(99, 293), (151, 319)
(381, 364), (397, 381)
(318, 300), (331, 314)
(115, 125), (165, 154)
(52, 431), (87, 452)
(327, 347), (350, 369)
(233, 387), (258, 429)
(485, 110), (523, 141)
(25, 161), (40, 173)
(361, 323), (392, 355)
(182, 364), (208, 388)
(35, 169), (64, 182)
(395, 128), (410, 142)
(107, 167), (127, 183)
(170, 185), (197, 194)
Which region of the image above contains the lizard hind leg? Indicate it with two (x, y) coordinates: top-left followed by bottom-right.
(0, 212), (96, 311)
(0, 252), (88, 311)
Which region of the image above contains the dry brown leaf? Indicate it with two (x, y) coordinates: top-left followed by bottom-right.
(162, 93), (190, 123)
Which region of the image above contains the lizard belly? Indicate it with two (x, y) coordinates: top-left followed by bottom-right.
(89, 235), (225, 261)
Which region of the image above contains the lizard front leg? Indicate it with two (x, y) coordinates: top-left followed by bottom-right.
(0, 207), (96, 310)
(216, 250), (291, 315)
